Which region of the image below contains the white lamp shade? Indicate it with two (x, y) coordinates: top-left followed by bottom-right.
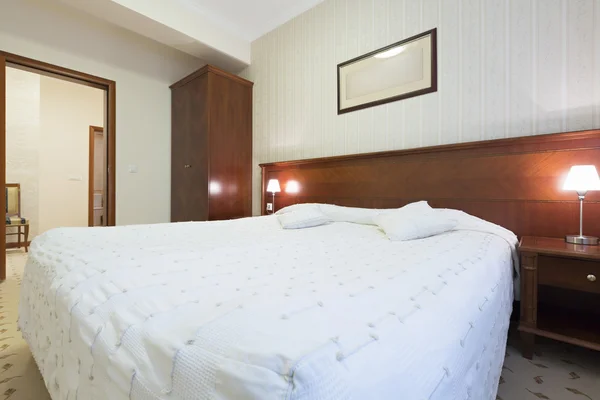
(563, 165), (600, 192)
(266, 179), (281, 193)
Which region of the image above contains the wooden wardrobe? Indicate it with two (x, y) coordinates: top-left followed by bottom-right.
(170, 65), (253, 222)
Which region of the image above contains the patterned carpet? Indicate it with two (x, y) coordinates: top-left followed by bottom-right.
(0, 250), (599, 400)
(1, 250), (49, 400)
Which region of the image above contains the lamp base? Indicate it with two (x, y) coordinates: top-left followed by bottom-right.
(565, 235), (599, 246)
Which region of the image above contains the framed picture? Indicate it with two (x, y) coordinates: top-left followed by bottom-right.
(337, 28), (437, 115)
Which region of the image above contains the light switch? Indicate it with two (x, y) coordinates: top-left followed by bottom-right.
(128, 165), (138, 173)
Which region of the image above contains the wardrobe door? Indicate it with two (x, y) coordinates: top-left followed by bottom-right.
(207, 72), (252, 220)
(171, 75), (209, 222)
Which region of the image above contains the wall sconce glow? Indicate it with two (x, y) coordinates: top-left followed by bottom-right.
(286, 180), (300, 194)
(374, 46), (405, 59)
(209, 181), (222, 194)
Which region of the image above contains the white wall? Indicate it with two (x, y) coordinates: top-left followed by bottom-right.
(38, 76), (104, 235)
(1, 0), (202, 225)
(242, 0), (600, 215)
(6, 68), (40, 240)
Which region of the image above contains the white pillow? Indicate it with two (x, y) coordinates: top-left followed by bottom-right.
(318, 204), (387, 225)
(277, 208), (332, 229)
(374, 206), (457, 241)
(277, 201), (432, 226)
(385, 200), (432, 215)
(275, 203), (321, 215)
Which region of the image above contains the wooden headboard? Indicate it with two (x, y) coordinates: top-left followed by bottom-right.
(260, 130), (600, 239)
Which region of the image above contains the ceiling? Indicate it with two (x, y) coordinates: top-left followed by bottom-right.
(180, 0), (324, 41)
(52, 0), (323, 72)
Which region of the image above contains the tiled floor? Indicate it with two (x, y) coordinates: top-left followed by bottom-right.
(1, 250), (599, 400)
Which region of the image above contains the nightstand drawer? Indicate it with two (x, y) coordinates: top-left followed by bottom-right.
(538, 255), (600, 294)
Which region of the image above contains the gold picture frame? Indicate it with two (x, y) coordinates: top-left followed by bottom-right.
(337, 28), (437, 115)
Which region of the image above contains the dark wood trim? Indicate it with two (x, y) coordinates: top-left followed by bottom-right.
(518, 238), (600, 355)
(8, 63), (106, 91)
(337, 28), (437, 115)
(6, 241), (31, 250)
(519, 324), (600, 353)
(0, 51), (113, 87)
(261, 162), (267, 219)
(89, 127), (95, 227)
(107, 81), (116, 226)
(519, 251), (538, 359)
(1, 51), (118, 279)
(0, 55), (6, 280)
(519, 236), (600, 261)
(170, 64), (254, 90)
(88, 126), (104, 227)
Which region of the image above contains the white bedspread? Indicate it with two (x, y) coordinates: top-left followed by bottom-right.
(19, 212), (517, 400)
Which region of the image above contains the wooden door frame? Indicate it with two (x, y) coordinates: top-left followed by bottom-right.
(88, 126), (105, 227)
(0, 51), (116, 280)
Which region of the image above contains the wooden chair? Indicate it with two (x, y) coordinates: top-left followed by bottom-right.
(6, 184), (29, 252)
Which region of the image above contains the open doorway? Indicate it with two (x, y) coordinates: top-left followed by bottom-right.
(89, 126), (107, 227)
(0, 51), (116, 280)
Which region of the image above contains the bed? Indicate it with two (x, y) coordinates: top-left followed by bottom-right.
(19, 208), (516, 400)
(19, 130), (600, 399)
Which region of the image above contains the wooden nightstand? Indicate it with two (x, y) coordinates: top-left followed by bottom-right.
(518, 236), (600, 359)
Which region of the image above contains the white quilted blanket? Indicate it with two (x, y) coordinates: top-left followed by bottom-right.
(18, 212), (516, 400)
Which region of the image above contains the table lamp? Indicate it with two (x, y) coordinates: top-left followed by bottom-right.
(266, 179), (281, 214)
(563, 165), (600, 245)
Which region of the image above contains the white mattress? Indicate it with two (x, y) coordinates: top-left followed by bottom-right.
(18, 211), (517, 400)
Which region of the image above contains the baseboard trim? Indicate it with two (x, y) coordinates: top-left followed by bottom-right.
(6, 241), (31, 249)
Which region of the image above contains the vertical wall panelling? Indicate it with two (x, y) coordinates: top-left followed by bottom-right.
(596, 0), (600, 127)
(509, 0), (533, 137)
(358, 0), (374, 153)
(387, 0), (406, 150)
(562, 0), (568, 132)
(567, 0), (594, 131)
(480, 0), (486, 141)
(334, 0), (346, 156)
(422, 0), (440, 147)
(503, 0), (510, 138)
(322, 0), (335, 156)
(314, 4), (325, 158)
(532, 0), (538, 134)
(439, 0), (460, 145)
(245, 0), (600, 216)
(345, 0), (360, 154)
(403, 0), (423, 149)
(484, 0), (507, 140)
(436, 0), (443, 145)
(460, 0), (482, 143)
(373, 0), (389, 151)
(536, 0), (564, 133)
